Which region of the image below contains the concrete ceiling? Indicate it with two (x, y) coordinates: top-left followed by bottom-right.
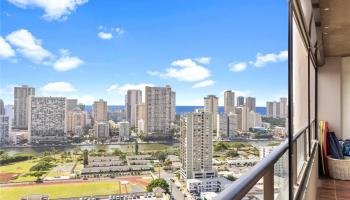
(319, 0), (350, 57)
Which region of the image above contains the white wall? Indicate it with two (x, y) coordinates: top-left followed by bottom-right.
(318, 57), (342, 138)
(342, 57), (350, 139)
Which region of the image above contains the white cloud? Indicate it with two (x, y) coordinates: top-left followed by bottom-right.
(59, 48), (70, 56)
(6, 29), (53, 64)
(41, 82), (76, 95)
(98, 31), (113, 40)
(117, 83), (154, 94)
(194, 57), (211, 64)
(97, 26), (124, 40)
(67, 95), (96, 105)
(78, 95), (96, 105)
(8, 0), (88, 21)
(107, 83), (154, 95)
(147, 71), (161, 76)
(53, 56), (83, 71)
(192, 80), (215, 88)
(3, 11), (12, 17)
(115, 27), (124, 35)
(106, 85), (118, 92)
(0, 84), (17, 104)
(5, 29), (82, 71)
(250, 50), (288, 67)
(229, 62), (247, 72)
(150, 58), (210, 82)
(0, 36), (15, 58)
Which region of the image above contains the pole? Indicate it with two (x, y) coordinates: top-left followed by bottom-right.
(288, 0), (294, 199)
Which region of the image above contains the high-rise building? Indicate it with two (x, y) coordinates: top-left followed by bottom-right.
(0, 115), (10, 144)
(248, 110), (262, 128)
(66, 107), (86, 136)
(217, 113), (238, 138)
(5, 105), (14, 131)
(280, 97), (288, 118)
(237, 96), (245, 107)
(266, 101), (281, 118)
(224, 90), (235, 114)
(136, 103), (146, 133)
(94, 121), (109, 138)
(246, 97), (256, 112)
(144, 85), (176, 136)
(125, 90), (142, 128)
(0, 99), (5, 115)
(28, 97), (66, 143)
(118, 121), (130, 141)
(14, 85), (35, 129)
(204, 95), (219, 132)
(266, 102), (274, 118)
(236, 106), (261, 132)
(66, 99), (78, 111)
(235, 106), (249, 132)
(180, 111), (215, 180)
(93, 99), (108, 122)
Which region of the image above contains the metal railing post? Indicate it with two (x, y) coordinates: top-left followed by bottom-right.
(293, 141), (298, 186)
(304, 130), (308, 161)
(264, 166), (274, 200)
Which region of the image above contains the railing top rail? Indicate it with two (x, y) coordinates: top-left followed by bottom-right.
(214, 140), (288, 200)
(215, 119), (315, 200)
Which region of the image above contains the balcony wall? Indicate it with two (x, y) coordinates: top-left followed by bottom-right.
(318, 57), (350, 139)
(342, 57), (350, 139)
(317, 57), (342, 138)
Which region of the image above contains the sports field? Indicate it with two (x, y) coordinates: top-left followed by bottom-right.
(0, 159), (39, 183)
(0, 176), (150, 200)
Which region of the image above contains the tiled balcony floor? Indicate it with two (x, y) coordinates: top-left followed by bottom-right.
(318, 177), (350, 200)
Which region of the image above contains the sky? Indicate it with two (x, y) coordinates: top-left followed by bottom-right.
(0, 0), (288, 106)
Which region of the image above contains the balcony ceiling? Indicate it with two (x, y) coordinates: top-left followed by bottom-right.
(319, 0), (350, 57)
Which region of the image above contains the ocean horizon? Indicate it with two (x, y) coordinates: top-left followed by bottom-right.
(85, 105), (267, 116)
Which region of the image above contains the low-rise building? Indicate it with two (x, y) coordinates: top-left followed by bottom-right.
(186, 177), (232, 194)
(81, 156), (153, 175)
(126, 155), (153, 160)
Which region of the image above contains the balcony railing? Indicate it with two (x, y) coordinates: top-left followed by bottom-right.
(215, 120), (317, 200)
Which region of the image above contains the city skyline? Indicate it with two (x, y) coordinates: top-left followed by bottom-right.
(0, 0), (288, 106)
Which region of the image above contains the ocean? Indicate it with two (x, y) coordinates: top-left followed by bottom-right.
(85, 105), (266, 116)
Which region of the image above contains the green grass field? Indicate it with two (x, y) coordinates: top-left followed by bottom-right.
(9, 174), (37, 183)
(0, 159), (38, 174)
(0, 181), (134, 200)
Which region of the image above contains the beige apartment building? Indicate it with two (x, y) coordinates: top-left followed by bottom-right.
(144, 85), (175, 137)
(224, 90), (235, 114)
(125, 90), (142, 128)
(180, 111), (215, 180)
(204, 95), (218, 133)
(13, 85), (35, 129)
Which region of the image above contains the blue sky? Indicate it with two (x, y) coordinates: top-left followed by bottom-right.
(0, 0), (288, 106)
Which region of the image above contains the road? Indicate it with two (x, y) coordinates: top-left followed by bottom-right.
(159, 170), (188, 200)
